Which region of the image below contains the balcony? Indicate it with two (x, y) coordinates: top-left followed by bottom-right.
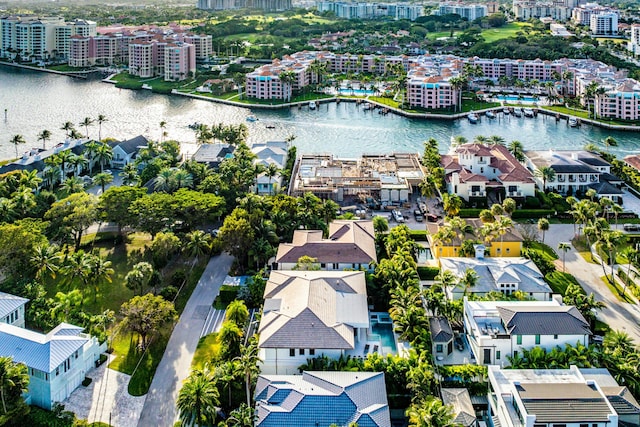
(590, 175), (598, 182)
(468, 190), (487, 197)
(557, 176), (566, 182)
(508, 191), (523, 197)
(579, 176), (587, 182)
(569, 176), (576, 182)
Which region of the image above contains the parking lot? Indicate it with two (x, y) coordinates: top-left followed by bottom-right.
(366, 195), (444, 230)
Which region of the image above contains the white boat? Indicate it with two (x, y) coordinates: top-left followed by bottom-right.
(485, 110), (496, 119)
(513, 108), (522, 118)
(502, 107), (510, 115)
(363, 102), (372, 110)
(468, 112), (479, 123)
(568, 117), (578, 127)
(246, 115), (258, 122)
(309, 101), (317, 110)
(523, 108), (534, 117)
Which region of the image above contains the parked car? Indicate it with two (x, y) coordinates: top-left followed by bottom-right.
(623, 223), (640, 232)
(392, 210), (405, 223)
(426, 213), (438, 222)
(413, 209), (424, 222)
(454, 334), (465, 351)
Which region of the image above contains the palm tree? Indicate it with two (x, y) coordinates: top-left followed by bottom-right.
(451, 135), (468, 147)
(57, 150), (74, 182)
(183, 230), (212, 263)
(508, 140), (525, 162)
(460, 268), (479, 296)
(38, 129), (51, 150)
(93, 172), (113, 194)
(603, 136), (617, 153)
(488, 135), (505, 146)
(159, 120), (167, 143)
(177, 365), (219, 427)
(30, 244), (61, 282)
(406, 398), (457, 427)
(121, 164), (140, 186)
(449, 76), (466, 112)
(535, 166), (556, 192)
(442, 193), (462, 217)
(9, 134), (25, 159)
(558, 242), (571, 272)
(538, 218), (550, 243)
(233, 340), (261, 406)
(50, 290), (83, 323)
(87, 254), (114, 303)
(61, 251), (91, 297)
(124, 262), (154, 295)
(60, 176), (85, 195)
(95, 143), (113, 172)
(42, 166), (61, 191)
(279, 70), (297, 103)
(61, 121), (75, 138)
(83, 141), (100, 175)
(495, 216), (514, 256)
(226, 403), (254, 427)
(0, 356), (29, 416)
(68, 154), (88, 177)
(265, 163), (280, 195)
(80, 117), (94, 139)
(96, 114), (108, 141)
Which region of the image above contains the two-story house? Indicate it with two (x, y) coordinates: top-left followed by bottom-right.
(0, 292), (28, 328)
(110, 135), (148, 169)
(427, 220), (524, 259)
(525, 150), (624, 201)
(251, 141), (288, 195)
(274, 220), (376, 271)
(442, 143), (536, 202)
(254, 371), (392, 427)
(0, 322), (106, 409)
(488, 365), (619, 427)
(257, 270), (370, 374)
(438, 256), (552, 301)
(464, 299), (591, 366)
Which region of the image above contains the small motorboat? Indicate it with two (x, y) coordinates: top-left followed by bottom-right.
(363, 102), (372, 110)
(523, 108), (534, 117)
(246, 115), (258, 122)
(309, 101), (317, 110)
(485, 110), (496, 119)
(513, 108), (522, 118)
(568, 117), (578, 127)
(266, 125), (276, 129)
(468, 111), (479, 123)
(502, 107), (510, 115)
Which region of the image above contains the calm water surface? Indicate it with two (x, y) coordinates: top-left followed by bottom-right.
(1, 66), (640, 161)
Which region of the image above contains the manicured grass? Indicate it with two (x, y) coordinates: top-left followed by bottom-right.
(192, 333), (221, 370)
(529, 241), (559, 261)
(571, 236), (590, 252)
(601, 275), (635, 303)
(240, 92), (333, 105)
(579, 251), (596, 264)
(542, 105), (640, 126)
(545, 271), (584, 295)
(481, 23), (533, 43)
(109, 329), (173, 396)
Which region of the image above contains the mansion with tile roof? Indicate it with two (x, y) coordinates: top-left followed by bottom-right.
(442, 143), (536, 202)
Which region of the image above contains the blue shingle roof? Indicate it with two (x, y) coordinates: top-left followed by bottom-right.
(0, 322), (88, 373)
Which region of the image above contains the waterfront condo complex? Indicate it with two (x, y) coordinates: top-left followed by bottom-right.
(246, 50), (640, 120)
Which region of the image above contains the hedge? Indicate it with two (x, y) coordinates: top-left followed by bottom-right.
(458, 208), (483, 218)
(512, 209), (555, 219)
(217, 285), (239, 306)
(409, 230), (428, 241)
(417, 266), (440, 280)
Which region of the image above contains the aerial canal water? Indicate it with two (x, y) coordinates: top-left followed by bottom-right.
(1, 66), (640, 161)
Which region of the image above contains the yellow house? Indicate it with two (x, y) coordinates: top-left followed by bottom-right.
(426, 218), (523, 259)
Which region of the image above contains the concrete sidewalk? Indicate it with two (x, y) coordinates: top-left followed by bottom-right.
(137, 253), (234, 427)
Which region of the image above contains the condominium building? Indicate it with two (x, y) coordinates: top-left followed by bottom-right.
(197, 0), (292, 10)
(183, 34), (212, 60)
(512, 2), (572, 21)
(572, 3), (618, 26)
(590, 11), (618, 35)
(128, 38), (195, 81)
(628, 25), (640, 55)
(0, 15), (96, 60)
(316, 1), (424, 20)
(436, 3), (488, 21)
(164, 42), (196, 81)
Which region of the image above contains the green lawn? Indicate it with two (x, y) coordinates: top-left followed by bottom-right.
(481, 23), (532, 43)
(545, 271), (584, 295)
(601, 275), (635, 303)
(528, 241), (559, 261)
(192, 333), (221, 370)
(542, 105), (640, 126)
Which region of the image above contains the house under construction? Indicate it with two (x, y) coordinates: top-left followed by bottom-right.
(288, 152), (426, 203)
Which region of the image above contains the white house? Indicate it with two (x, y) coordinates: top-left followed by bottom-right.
(442, 143), (535, 202)
(524, 150), (623, 200)
(464, 299), (591, 366)
(274, 220), (376, 271)
(110, 135), (148, 169)
(0, 292), (28, 328)
(0, 322), (106, 409)
(488, 365), (619, 427)
(438, 257), (552, 301)
(251, 141), (288, 195)
(257, 270), (370, 374)
(255, 371), (391, 427)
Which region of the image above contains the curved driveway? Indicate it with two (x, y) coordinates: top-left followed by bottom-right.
(138, 253), (234, 427)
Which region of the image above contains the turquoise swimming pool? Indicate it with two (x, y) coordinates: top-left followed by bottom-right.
(494, 94), (539, 103)
(369, 313), (398, 353)
(339, 88), (375, 95)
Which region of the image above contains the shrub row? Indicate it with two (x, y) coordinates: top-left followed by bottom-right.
(512, 209), (555, 219)
(417, 266), (440, 280)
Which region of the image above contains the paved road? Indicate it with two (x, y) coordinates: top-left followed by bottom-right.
(546, 224), (640, 343)
(138, 253), (234, 427)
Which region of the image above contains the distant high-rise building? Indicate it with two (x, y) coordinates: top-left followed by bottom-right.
(436, 3), (488, 21)
(315, 1), (423, 20)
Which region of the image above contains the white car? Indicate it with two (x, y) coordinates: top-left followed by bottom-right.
(392, 210), (405, 223)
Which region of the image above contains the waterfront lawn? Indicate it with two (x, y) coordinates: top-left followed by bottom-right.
(368, 96), (499, 114)
(543, 105), (640, 126)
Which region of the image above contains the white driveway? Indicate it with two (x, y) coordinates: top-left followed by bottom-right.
(62, 355), (145, 427)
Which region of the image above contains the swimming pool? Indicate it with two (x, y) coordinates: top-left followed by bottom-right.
(494, 94), (540, 104)
(369, 313), (398, 353)
(338, 88), (375, 96)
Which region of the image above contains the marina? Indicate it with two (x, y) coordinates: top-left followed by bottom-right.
(2, 67), (640, 160)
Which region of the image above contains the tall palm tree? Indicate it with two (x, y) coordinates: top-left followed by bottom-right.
(80, 117), (94, 139)
(460, 268), (479, 296)
(60, 176), (85, 195)
(279, 70), (297, 103)
(121, 164), (140, 186)
(234, 340), (261, 406)
(265, 163), (280, 195)
(42, 166), (61, 191)
(95, 143), (113, 172)
(449, 76), (466, 112)
(96, 114), (108, 141)
(159, 120), (167, 143)
(57, 150), (75, 182)
(183, 230), (212, 263)
(9, 134), (25, 159)
(442, 193), (462, 217)
(177, 365), (219, 427)
(61, 251), (91, 297)
(508, 140), (525, 162)
(535, 166), (556, 192)
(488, 135), (505, 146)
(87, 254), (114, 303)
(38, 129), (51, 150)
(83, 141), (100, 175)
(538, 218), (550, 243)
(495, 216), (514, 257)
(68, 154), (88, 177)
(61, 121), (75, 138)
(30, 244), (61, 282)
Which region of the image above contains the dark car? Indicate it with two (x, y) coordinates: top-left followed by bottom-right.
(454, 335), (465, 351)
(426, 213), (438, 222)
(413, 209), (424, 222)
(623, 224), (640, 232)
